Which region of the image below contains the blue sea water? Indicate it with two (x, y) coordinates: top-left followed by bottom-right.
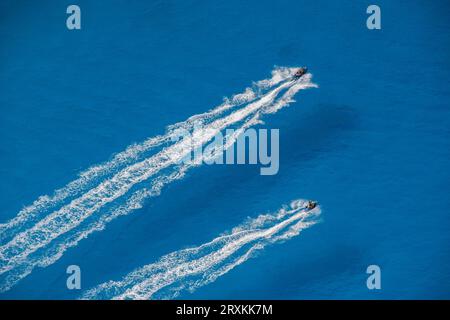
(0, 0), (449, 299)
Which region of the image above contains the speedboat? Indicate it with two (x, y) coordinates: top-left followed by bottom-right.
(306, 200), (317, 210)
(293, 67), (308, 79)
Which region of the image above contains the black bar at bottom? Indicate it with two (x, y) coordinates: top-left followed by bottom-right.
(0, 300), (447, 318)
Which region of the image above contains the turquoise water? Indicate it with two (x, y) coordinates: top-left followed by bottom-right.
(0, 0), (449, 299)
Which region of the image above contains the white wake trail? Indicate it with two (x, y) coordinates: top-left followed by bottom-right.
(167, 66), (297, 132)
(0, 167), (189, 293)
(0, 68), (316, 292)
(0, 67), (295, 242)
(80, 200), (321, 300)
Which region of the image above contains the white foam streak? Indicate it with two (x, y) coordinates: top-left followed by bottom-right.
(0, 67), (297, 241)
(167, 66), (297, 132)
(0, 135), (167, 242)
(81, 201), (320, 300)
(0, 167), (189, 293)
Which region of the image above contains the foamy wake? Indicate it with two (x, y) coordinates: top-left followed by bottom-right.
(0, 67), (317, 292)
(80, 200), (320, 300)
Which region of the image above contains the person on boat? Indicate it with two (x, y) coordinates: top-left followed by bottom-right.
(293, 67), (308, 78)
(306, 200), (317, 210)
